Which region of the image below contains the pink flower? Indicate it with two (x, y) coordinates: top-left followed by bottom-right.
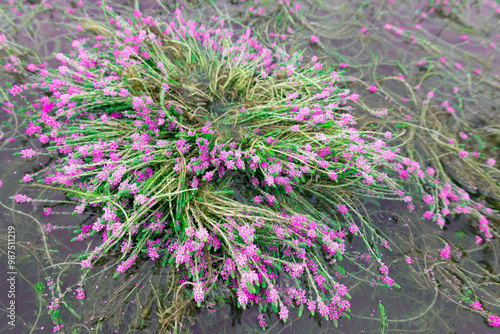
(459, 150), (468, 158)
(423, 194), (434, 204)
(22, 174), (33, 183)
(14, 194), (31, 203)
(20, 148), (37, 158)
(440, 243), (451, 259)
(384, 131), (393, 139)
(471, 301), (483, 310)
(253, 195), (263, 204)
(423, 211), (434, 220)
(133, 9), (142, 18)
(460, 35), (468, 41)
(439, 57), (447, 63)
(9, 85), (22, 96)
(258, 313), (268, 328)
(486, 158), (496, 166)
(427, 91), (434, 99)
(488, 315), (500, 327)
(193, 281), (204, 303)
(75, 287), (86, 300)
(310, 35), (319, 43)
(369, 85), (377, 92)
(43, 208), (53, 216)
(337, 205), (348, 215)
(279, 306), (289, 321)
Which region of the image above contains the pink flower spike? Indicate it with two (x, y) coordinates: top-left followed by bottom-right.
(488, 315), (500, 327)
(369, 85), (377, 92)
(471, 301), (483, 311)
(473, 68), (482, 74)
(310, 35), (319, 43)
(279, 306), (289, 321)
(22, 174), (33, 183)
(133, 9), (142, 18)
(440, 243), (451, 259)
(459, 150), (468, 158)
(460, 35), (468, 41)
(486, 158), (496, 166)
(439, 57), (447, 63)
(427, 91), (434, 99)
(337, 205), (348, 215)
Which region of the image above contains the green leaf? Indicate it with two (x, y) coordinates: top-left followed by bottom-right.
(78, 253), (90, 260)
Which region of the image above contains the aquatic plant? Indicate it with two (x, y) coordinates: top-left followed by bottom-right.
(1, 2), (499, 333)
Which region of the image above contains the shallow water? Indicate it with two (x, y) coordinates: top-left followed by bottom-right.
(0, 0), (499, 333)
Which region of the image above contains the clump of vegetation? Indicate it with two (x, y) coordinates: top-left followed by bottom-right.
(1, 3), (499, 333)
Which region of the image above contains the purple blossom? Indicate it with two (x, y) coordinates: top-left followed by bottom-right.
(337, 205), (348, 215)
(20, 148), (37, 159)
(440, 243), (451, 259)
(279, 305), (289, 320)
(14, 194), (31, 203)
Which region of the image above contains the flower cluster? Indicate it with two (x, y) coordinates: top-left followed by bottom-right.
(6, 6), (498, 330)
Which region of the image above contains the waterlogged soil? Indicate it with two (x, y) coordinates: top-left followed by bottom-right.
(0, 0), (499, 333)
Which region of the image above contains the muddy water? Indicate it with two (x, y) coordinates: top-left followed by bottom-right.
(0, 0), (498, 333)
